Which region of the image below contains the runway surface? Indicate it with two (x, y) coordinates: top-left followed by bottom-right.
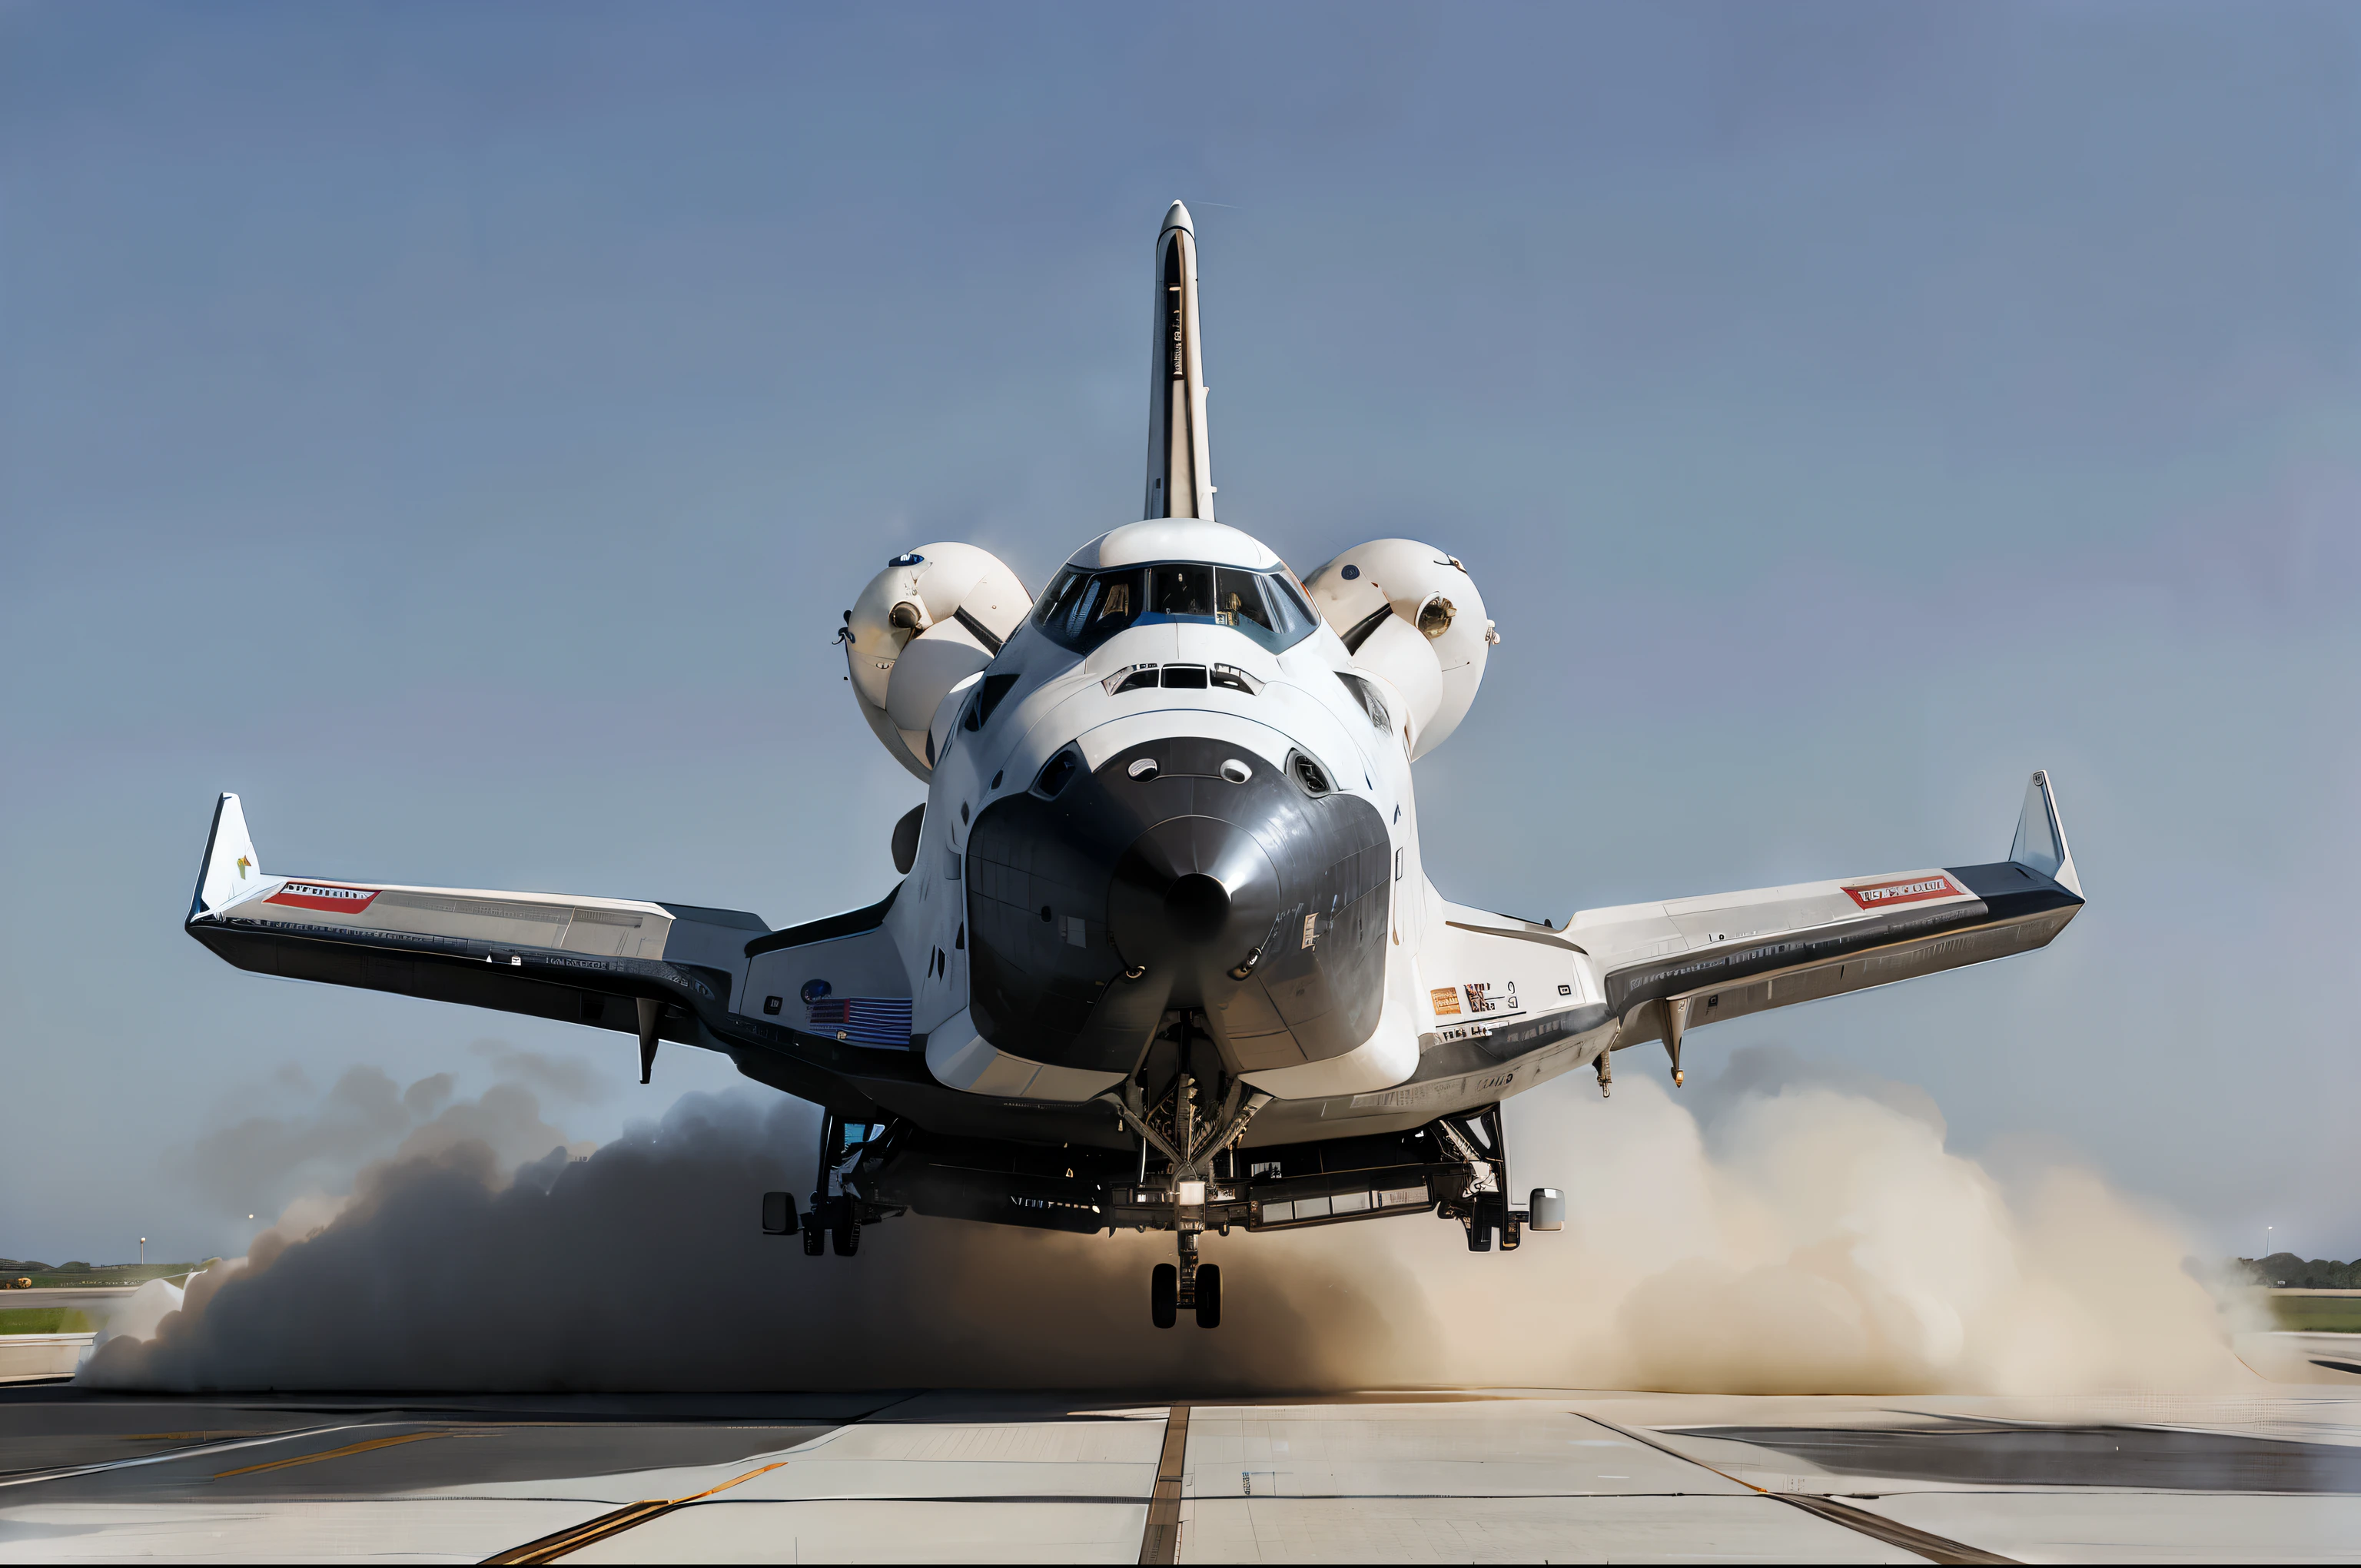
(0, 1290), (140, 1314)
(1, 1382), (2356, 1563)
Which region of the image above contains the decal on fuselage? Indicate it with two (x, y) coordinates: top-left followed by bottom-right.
(1841, 874), (1964, 911)
(1457, 979), (1520, 1018)
(808, 995), (915, 1047)
(266, 882), (380, 913)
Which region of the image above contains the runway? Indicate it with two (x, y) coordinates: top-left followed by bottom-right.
(2, 1384), (2357, 1563)
(0, 1290), (141, 1315)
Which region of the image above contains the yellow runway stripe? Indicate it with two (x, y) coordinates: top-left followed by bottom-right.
(483, 1460), (789, 1565)
(672, 1460), (789, 1507)
(212, 1430), (447, 1478)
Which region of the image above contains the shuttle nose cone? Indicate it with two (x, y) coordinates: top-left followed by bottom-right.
(1108, 816), (1278, 1006)
(961, 736), (1390, 1080)
(1163, 873), (1230, 942)
(1161, 199), (1194, 235)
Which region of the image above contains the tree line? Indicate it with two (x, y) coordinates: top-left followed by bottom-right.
(2234, 1253), (2361, 1289)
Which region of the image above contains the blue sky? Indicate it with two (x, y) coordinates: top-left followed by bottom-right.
(3, 1), (2356, 1263)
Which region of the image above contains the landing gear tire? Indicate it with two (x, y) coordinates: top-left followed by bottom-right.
(1466, 1207), (1496, 1253)
(1151, 1264), (1177, 1329)
(832, 1211), (861, 1256)
(1194, 1264), (1221, 1329)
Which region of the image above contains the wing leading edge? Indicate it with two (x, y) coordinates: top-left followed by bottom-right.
(1571, 771), (2085, 1083)
(181, 792), (888, 1099)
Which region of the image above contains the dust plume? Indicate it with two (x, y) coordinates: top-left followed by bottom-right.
(170, 1050), (596, 1236)
(84, 1047), (2259, 1394)
(1437, 1051), (2261, 1394)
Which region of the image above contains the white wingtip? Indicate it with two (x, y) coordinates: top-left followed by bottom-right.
(191, 792), (261, 920)
(2009, 769), (2082, 898)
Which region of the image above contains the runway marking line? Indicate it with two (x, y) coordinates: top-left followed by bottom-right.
(0, 1421), (377, 1489)
(1138, 1404), (1189, 1566)
(213, 1430), (449, 1479)
(480, 1460), (789, 1564)
(1574, 1411), (2018, 1566)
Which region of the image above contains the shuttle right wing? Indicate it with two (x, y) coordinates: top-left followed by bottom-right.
(1569, 772), (2086, 1081)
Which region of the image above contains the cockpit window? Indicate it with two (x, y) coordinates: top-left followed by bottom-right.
(1038, 568), (1091, 629)
(1034, 561), (1314, 654)
(1216, 567), (1272, 633)
(1268, 572), (1317, 633)
(1089, 572), (1138, 627)
(1152, 563), (1213, 617)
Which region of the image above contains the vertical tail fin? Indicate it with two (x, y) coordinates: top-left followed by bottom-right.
(190, 792), (261, 920)
(1144, 201), (1215, 522)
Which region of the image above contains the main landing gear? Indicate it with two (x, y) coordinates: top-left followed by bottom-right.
(1433, 1105), (1565, 1253)
(759, 1111), (884, 1257)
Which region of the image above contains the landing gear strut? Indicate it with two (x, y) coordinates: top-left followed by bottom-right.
(1437, 1105), (1541, 1253)
(1111, 1012), (1267, 1330)
(805, 1111), (880, 1257)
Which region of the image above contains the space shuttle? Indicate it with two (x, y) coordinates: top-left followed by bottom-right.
(186, 202), (2086, 1328)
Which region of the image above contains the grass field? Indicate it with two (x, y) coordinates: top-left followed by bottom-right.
(2270, 1295), (2361, 1333)
(0, 1307), (94, 1335)
(0, 1262), (207, 1290)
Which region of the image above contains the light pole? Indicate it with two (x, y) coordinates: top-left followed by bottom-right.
(138, 1237), (146, 1266)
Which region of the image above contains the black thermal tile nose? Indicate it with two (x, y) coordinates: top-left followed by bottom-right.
(1107, 815), (1283, 1008)
(962, 736), (1391, 1075)
(1163, 873), (1231, 942)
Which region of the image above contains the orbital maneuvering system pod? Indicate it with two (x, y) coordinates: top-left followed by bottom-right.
(184, 201), (2086, 1328)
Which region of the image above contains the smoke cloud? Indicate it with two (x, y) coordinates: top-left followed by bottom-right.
(85, 1046), (2259, 1394)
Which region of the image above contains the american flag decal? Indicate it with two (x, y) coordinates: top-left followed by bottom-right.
(806, 996), (915, 1047)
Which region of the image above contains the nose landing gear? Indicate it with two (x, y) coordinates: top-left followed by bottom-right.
(1104, 1010), (1274, 1331)
(1108, 1022), (1272, 1330)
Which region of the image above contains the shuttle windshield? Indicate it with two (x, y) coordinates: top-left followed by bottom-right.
(1033, 562), (1317, 653)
